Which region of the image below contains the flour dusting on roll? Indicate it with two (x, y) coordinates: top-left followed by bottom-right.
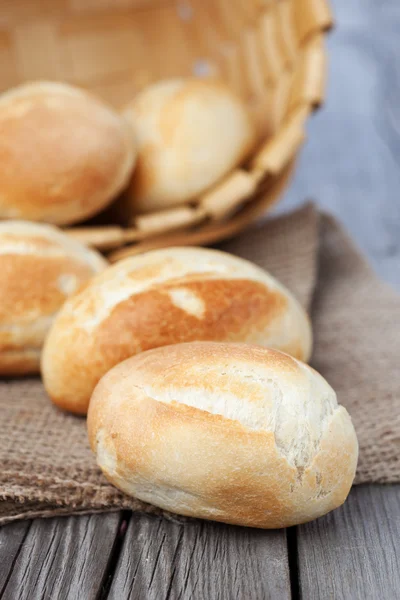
(42, 246), (312, 414)
(87, 342), (358, 529)
(0, 221), (107, 375)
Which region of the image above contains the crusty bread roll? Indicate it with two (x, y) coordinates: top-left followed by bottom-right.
(42, 247), (312, 415)
(120, 78), (256, 216)
(0, 82), (136, 225)
(88, 342), (358, 529)
(0, 221), (107, 375)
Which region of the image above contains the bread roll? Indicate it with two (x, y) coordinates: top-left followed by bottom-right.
(120, 78), (256, 216)
(42, 247), (312, 414)
(0, 221), (107, 374)
(0, 82), (136, 225)
(87, 342), (358, 529)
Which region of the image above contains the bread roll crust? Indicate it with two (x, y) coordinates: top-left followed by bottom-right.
(42, 247), (312, 414)
(0, 82), (136, 225)
(0, 221), (107, 374)
(121, 78), (256, 215)
(87, 342), (358, 529)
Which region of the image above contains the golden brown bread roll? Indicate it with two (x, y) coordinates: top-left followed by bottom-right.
(0, 221), (107, 375)
(120, 78), (256, 217)
(87, 342), (358, 529)
(0, 82), (136, 225)
(42, 247), (312, 414)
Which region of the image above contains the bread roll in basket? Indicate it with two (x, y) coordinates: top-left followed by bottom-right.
(1, 0), (332, 258)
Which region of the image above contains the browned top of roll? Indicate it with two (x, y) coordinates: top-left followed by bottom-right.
(87, 342), (358, 529)
(42, 247), (312, 414)
(0, 82), (136, 225)
(0, 220), (107, 375)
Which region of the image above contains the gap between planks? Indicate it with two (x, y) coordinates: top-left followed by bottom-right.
(1, 486), (399, 599)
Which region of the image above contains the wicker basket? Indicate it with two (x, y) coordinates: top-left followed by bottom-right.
(1, 0), (332, 261)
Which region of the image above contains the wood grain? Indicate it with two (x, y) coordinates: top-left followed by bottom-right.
(108, 514), (291, 600)
(297, 485), (400, 600)
(0, 520), (31, 596)
(0, 513), (122, 600)
(1, 2), (400, 600)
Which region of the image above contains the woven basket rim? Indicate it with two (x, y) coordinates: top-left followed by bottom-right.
(1, 0), (333, 258)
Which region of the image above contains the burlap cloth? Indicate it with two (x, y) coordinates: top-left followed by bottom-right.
(1, 204), (399, 525)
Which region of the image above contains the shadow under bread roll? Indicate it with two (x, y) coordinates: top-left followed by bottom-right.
(87, 342), (358, 529)
(42, 246), (312, 415)
(0, 81), (136, 226)
(0, 221), (107, 375)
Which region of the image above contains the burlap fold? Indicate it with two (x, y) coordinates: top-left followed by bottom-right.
(1, 204), (398, 524)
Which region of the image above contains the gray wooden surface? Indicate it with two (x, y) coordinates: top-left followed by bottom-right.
(0, 514), (122, 600)
(108, 514), (291, 600)
(1, 0), (400, 598)
(1, 486), (399, 599)
(297, 486), (400, 600)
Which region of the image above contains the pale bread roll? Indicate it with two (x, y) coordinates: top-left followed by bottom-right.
(87, 342), (358, 529)
(0, 82), (136, 225)
(42, 247), (312, 414)
(0, 221), (107, 375)
(120, 78), (256, 216)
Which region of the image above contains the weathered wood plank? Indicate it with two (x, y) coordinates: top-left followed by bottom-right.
(0, 520), (31, 596)
(297, 484), (400, 600)
(108, 514), (291, 600)
(291, 2), (400, 596)
(0, 512), (122, 600)
(1, 3), (399, 600)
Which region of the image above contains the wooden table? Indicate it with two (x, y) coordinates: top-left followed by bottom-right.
(1, 1), (400, 598)
(0, 485), (399, 599)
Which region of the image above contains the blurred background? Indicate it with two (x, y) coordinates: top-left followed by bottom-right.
(279, 0), (400, 289)
(1, 0), (399, 287)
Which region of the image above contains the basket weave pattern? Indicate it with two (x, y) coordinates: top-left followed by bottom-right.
(0, 0), (332, 259)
